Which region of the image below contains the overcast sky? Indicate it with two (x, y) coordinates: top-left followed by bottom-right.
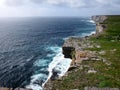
(0, 0), (120, 17)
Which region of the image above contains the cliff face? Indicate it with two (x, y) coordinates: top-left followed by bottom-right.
(92, 15), (107, 35)
(62, 39), (75, 59)
(48, 15), (120, 90)
(92, 15), (107, 23)
(62, 37), (82, 59)
(62, 15), (108, 60)
(62, 47), (75, 59)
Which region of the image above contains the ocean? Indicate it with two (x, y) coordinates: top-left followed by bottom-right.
(0, 17), (95, 90)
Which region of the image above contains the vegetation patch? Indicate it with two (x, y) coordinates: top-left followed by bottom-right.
(51, 16), (120, 90)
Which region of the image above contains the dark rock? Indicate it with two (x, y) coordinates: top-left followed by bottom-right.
(68, 66), (78, 71)
(62, 47), (75, 59)
(50, 69), (59, 80)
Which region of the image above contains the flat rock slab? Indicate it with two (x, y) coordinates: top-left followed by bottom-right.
(85, 87), (119, 90)
(0, 88), (12, 90)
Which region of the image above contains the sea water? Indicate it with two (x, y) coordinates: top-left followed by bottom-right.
(0, 17), (95, 90)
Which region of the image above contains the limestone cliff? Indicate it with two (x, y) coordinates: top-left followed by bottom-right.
(45, 15), (120, 90)
(92, 15), (107, 23)
(62, 15), (108, 62)
(62, 37), (80, 59)
(92, 15), (107, 35)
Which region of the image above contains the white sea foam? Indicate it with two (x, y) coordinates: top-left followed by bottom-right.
(26, 47), (72, 90)
(34, 59), (49, 67)
(26, 73), (46, 90)
(26, 20), (95, 89)
(26, 84), (42, 90)
(81, 18), (95, 24)
(89, 20), (95, 23)
(47, 46), (61, 53)
(81, 31), (95, 37)
(43, 47), (72, 86)
(87, 20), (95, 24)
(47, 53), (54, 57)
(53, 57), (72, 77)
(87, 31), (96, 36)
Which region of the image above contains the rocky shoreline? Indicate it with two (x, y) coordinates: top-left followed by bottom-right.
(1, 15), (120, 90)
(62, 15), (108, 65)
(44, 15), (120, 90)
(43, 37), (103, 90)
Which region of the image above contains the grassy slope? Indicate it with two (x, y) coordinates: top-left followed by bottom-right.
(52, 16), (120, 90)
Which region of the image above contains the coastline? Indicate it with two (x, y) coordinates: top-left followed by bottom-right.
(44, 15), (120, 90)
(43, 18), (96, 90)
(1, 15), (120, 90)
(43, 18), (96, 89)
(0, 17), (95, 90)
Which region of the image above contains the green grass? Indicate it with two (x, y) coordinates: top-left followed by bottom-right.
(52, 16), (120, 90)
(89, 39), (120, 88)
(104, 16), (120, 38)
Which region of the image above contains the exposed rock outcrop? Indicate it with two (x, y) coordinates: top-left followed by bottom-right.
(62, 15), (108, 64)
(62, 37), (101, 66)
(92, 15), (107, 23)
(45, 15), (120, 90)
(92, 15), (107, 35)
(62, 47), (75, 59)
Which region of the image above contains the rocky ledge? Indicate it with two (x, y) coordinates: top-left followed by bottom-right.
(43, 15), (109, 90)
(62, 15), (108, 62)
(62, 37), (102, 66)
(49, 15), (120, 90)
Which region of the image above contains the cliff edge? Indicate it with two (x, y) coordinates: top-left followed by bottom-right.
(92, 15), (107, 34)
(62, 15), (108, 58)
(51, 15), (120, 90)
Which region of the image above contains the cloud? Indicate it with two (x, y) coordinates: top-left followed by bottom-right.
(1, 0), (120, 17)
(45, 0), (86, 8)
(30, 0), (44, 4)
(3, 0), (120, 8)
(96, 0), (120, 7)
(29, 0), (97, 8)
(5, 0), (26, 6)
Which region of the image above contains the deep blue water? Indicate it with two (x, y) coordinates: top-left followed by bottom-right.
(0, 17), (95, 89)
